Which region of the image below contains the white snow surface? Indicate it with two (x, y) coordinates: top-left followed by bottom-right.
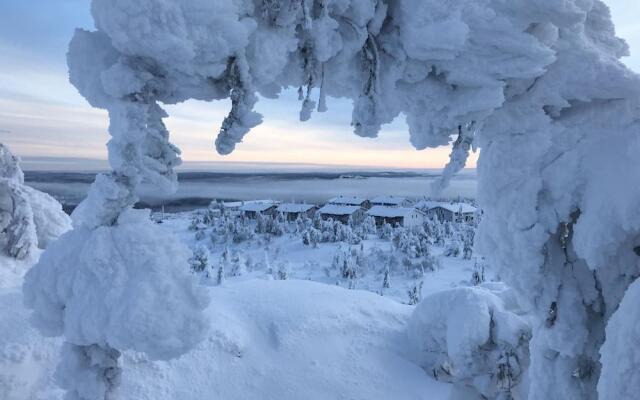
(239, 202), (277, 212)
(430, 203), (477, 214)
(1, 253), (471, 400)
(370, 196), (409, 206)
(328, 196), (368, 206)
(276, 203), (316, 213)
(367, 206), (420, 218)
(116, 280), (451, 400)
(2, 208), (492, 400)
(318, 204), (362, 216)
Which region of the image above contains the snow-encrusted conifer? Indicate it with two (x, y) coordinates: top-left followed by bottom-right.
(382, 266), (391, 289)
(189, 247), (209, 273)
(276, 260), (289, 280)
(0, 144), (71, 260)
(407, 280), (423, 306)
(230, 250), (245, 277)
(216, 262), (225, 286)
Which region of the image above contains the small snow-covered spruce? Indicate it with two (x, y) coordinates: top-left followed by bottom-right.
(443, 239), (461, 258)
(407, 280), (423, 306)
(382, 266), (391, 289)
(276, 261), (289, 280)
(189, 213), (202, 231)
(202, 208), (217, 226)
(471, 260), (485, 286)
(302, 230), (311, 246)
(230, 251), (244, 277)
(189, 247), (209, 273)
(216, 262), (225, 286)
(379, 222), (393, 240)
(360, 215), (377, 237)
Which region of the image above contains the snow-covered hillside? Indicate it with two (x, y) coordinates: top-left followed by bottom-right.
(1, 206), (516, 400)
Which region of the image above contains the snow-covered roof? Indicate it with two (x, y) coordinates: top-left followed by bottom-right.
(222, 201), (243, 208)
(327, 196), (368, 206)
(318, 204), (362, 216)
(367, 206), (422, 218)
(223, 199), (277, 209)
(428, 202), (477, 214)
(370, 196), (408, 205)
(277, 203), (316, 213)
(240, 202), (277, 212)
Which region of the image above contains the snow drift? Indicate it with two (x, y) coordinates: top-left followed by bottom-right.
(6, 277), (454, 400)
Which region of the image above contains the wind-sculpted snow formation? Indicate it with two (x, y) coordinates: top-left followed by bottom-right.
(0, 144), (71, 260)
(22, 0), (640, 399)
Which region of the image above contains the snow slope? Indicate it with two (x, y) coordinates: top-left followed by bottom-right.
(1, 264), (452, 400)
(118, 280), (451, 400)
(2, 206), (486, 400)
(0, 255), (63, 400)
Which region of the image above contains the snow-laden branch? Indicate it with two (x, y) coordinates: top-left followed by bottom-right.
(432, 123), (475, 195)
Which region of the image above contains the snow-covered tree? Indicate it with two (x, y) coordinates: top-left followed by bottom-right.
(382, 266), (391, 290)
(229, 250), (245, 277)
(407, 280), (423, 306)
(407, 287), (531, 399)
(189, 246), (209, 274)
(360, 215), (377, 237)
(276, 260), (289, 280)
(443, 239), (461, 258)
(379, 222), (393, 240)
(0, 144), (71, 260)
(39, 1), (640, 398)
(471, 260), (486, 286)
(216, 262), (225, 286)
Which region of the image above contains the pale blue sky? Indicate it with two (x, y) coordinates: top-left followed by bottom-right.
(0, 0), (638, 169)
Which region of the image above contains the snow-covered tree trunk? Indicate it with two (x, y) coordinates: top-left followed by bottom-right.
(24, 36), (209, 398)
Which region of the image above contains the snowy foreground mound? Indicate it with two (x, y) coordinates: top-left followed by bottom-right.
(118, 280), (451, 400)
(3, 276), (455, 399)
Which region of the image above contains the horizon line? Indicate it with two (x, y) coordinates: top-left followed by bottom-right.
(19, 155), (477, 173)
